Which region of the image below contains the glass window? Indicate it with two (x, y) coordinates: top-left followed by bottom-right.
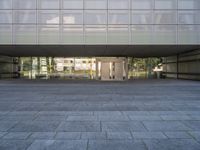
(178, 25), (200, 44)
(85, 0), (107, 9)
(132, 11), (153, 24)
(0, 11), (12, 24)
(85, 10), (107, 25)
(13, 0), (36, 9)
(14, 25), (37, 44)
(178, 11), (200, 24)
(62, 10), (83, 24)
(62, 25), (83, 44)
(63, 0), (83, 9)
(85, 25), (106, 44)
(131, 25), (153, 44)
(0, 25), (12, 44)
(178, 0), (200, 9)
(0, 0), (12, 9)
(38, 25), (60, 44)
(153, 25), (177, 44)
(108, 10), (129, 24)
(132, 0), (153, 9)
(154, 11), (177, 24)
(155, 0), (177, 9)
(109, 0), (129, 9)
(108, 25), (129, 44)
(14, 10), (36, 24)
(39, 10), (60, 24)
(39, 0), (60, 9)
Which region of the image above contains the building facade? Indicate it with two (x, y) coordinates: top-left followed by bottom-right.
(0, 0), (200, 80)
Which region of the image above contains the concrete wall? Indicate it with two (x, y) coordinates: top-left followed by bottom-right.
(0, 56), (19, 79)
(163, 49), (200, 80)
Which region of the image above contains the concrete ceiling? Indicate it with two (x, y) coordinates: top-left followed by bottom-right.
(0, 45), (199, 57)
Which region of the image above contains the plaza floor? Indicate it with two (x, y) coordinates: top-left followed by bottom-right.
(0, 79), (200, 150)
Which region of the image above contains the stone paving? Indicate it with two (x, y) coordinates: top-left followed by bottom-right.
(0, 79), (200, 150)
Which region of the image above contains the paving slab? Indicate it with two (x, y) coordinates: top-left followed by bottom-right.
(26, 140), (87, 150)
(56, 121), (101, 132)
(88, 140), (146, 150)
(143, 121), (191, 131)
(9, 121), (60, 132)
(144, 139), (200, 150)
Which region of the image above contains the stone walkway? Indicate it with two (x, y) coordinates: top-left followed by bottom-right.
(0, 79), (200, 150)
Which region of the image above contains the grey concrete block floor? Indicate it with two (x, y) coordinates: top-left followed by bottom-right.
(0, 79), (200, 150)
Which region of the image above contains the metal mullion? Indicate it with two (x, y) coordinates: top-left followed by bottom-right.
(83, 0), (85, 44)
(36, 0), (38, 45)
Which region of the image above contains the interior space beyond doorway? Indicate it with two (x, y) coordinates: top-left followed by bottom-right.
(19, 57), (161, 81)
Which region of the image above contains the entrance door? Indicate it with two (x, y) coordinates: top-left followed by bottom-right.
(115, 62), (123, 80)
(101, 62), (110, 81)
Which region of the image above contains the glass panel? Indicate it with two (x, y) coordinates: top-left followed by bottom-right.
(132, 0), (153, 9)
(0, 25), (12, 44)
(13, 0), (36, 9)
(178, 25), (200, 44)
(63, 0), (83, 9)
(85, 10), (107, 25)
(131, 25), (152, 44)
(154, 11), (177, 24)
(0, 11), (12, 24)
(131, 11), (153, 24)
(153, 25), (177, 44)
(85, 25), (106, 44)
(14, 25), (36, 44)
(62, 10), (83, 24)
(108, 10), (129, 24)
(109, 0), (129, 9)
(39, 0), (60, 9)
(155, 0), (177, 9)
(39, 10), (60, 24)
(178, 0), (200, 9)
(108, 25), (129, 44)
(0, 0), (12, 9)
(38, 25), (60, 44)
(85, 0), (107, 9)
(178, 11), (200, 24)
(14, 10), (36, 24)
(62, 25), (83, 44)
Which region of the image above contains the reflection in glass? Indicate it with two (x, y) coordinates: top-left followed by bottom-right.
(109, 0), (129, 9)
(0, 25), (12, 44)
(132, 0), (153, 9)
(39, 25), (60, 44)
(0, 11), (12, 24)
(108, 25), (129, 44)
(132, 11), (153, 24)
(132, 25), (152, 44)
(154, 11), (177, 24)
(153, 25), (177, 44)
(85, 10), (107, 24)
(14, 10), (36, 24)
(63, 0), (83, 9)
(178, 11), (200, 24)
(85, 25), (106, 43)
(62, 25), (83, 44)
(13, 0), (36, 9)
(155, 0), (177, 9)
(108, 10), (129, 24)
(85, 0), (107, 9)
(178, 0), (200, 9)
(178, 25), (200, 44)
(0, 0), (12, 9)
(39, 10), (60, 24)
(62, 10), (83, 24)
(14, 25), (36, 44)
